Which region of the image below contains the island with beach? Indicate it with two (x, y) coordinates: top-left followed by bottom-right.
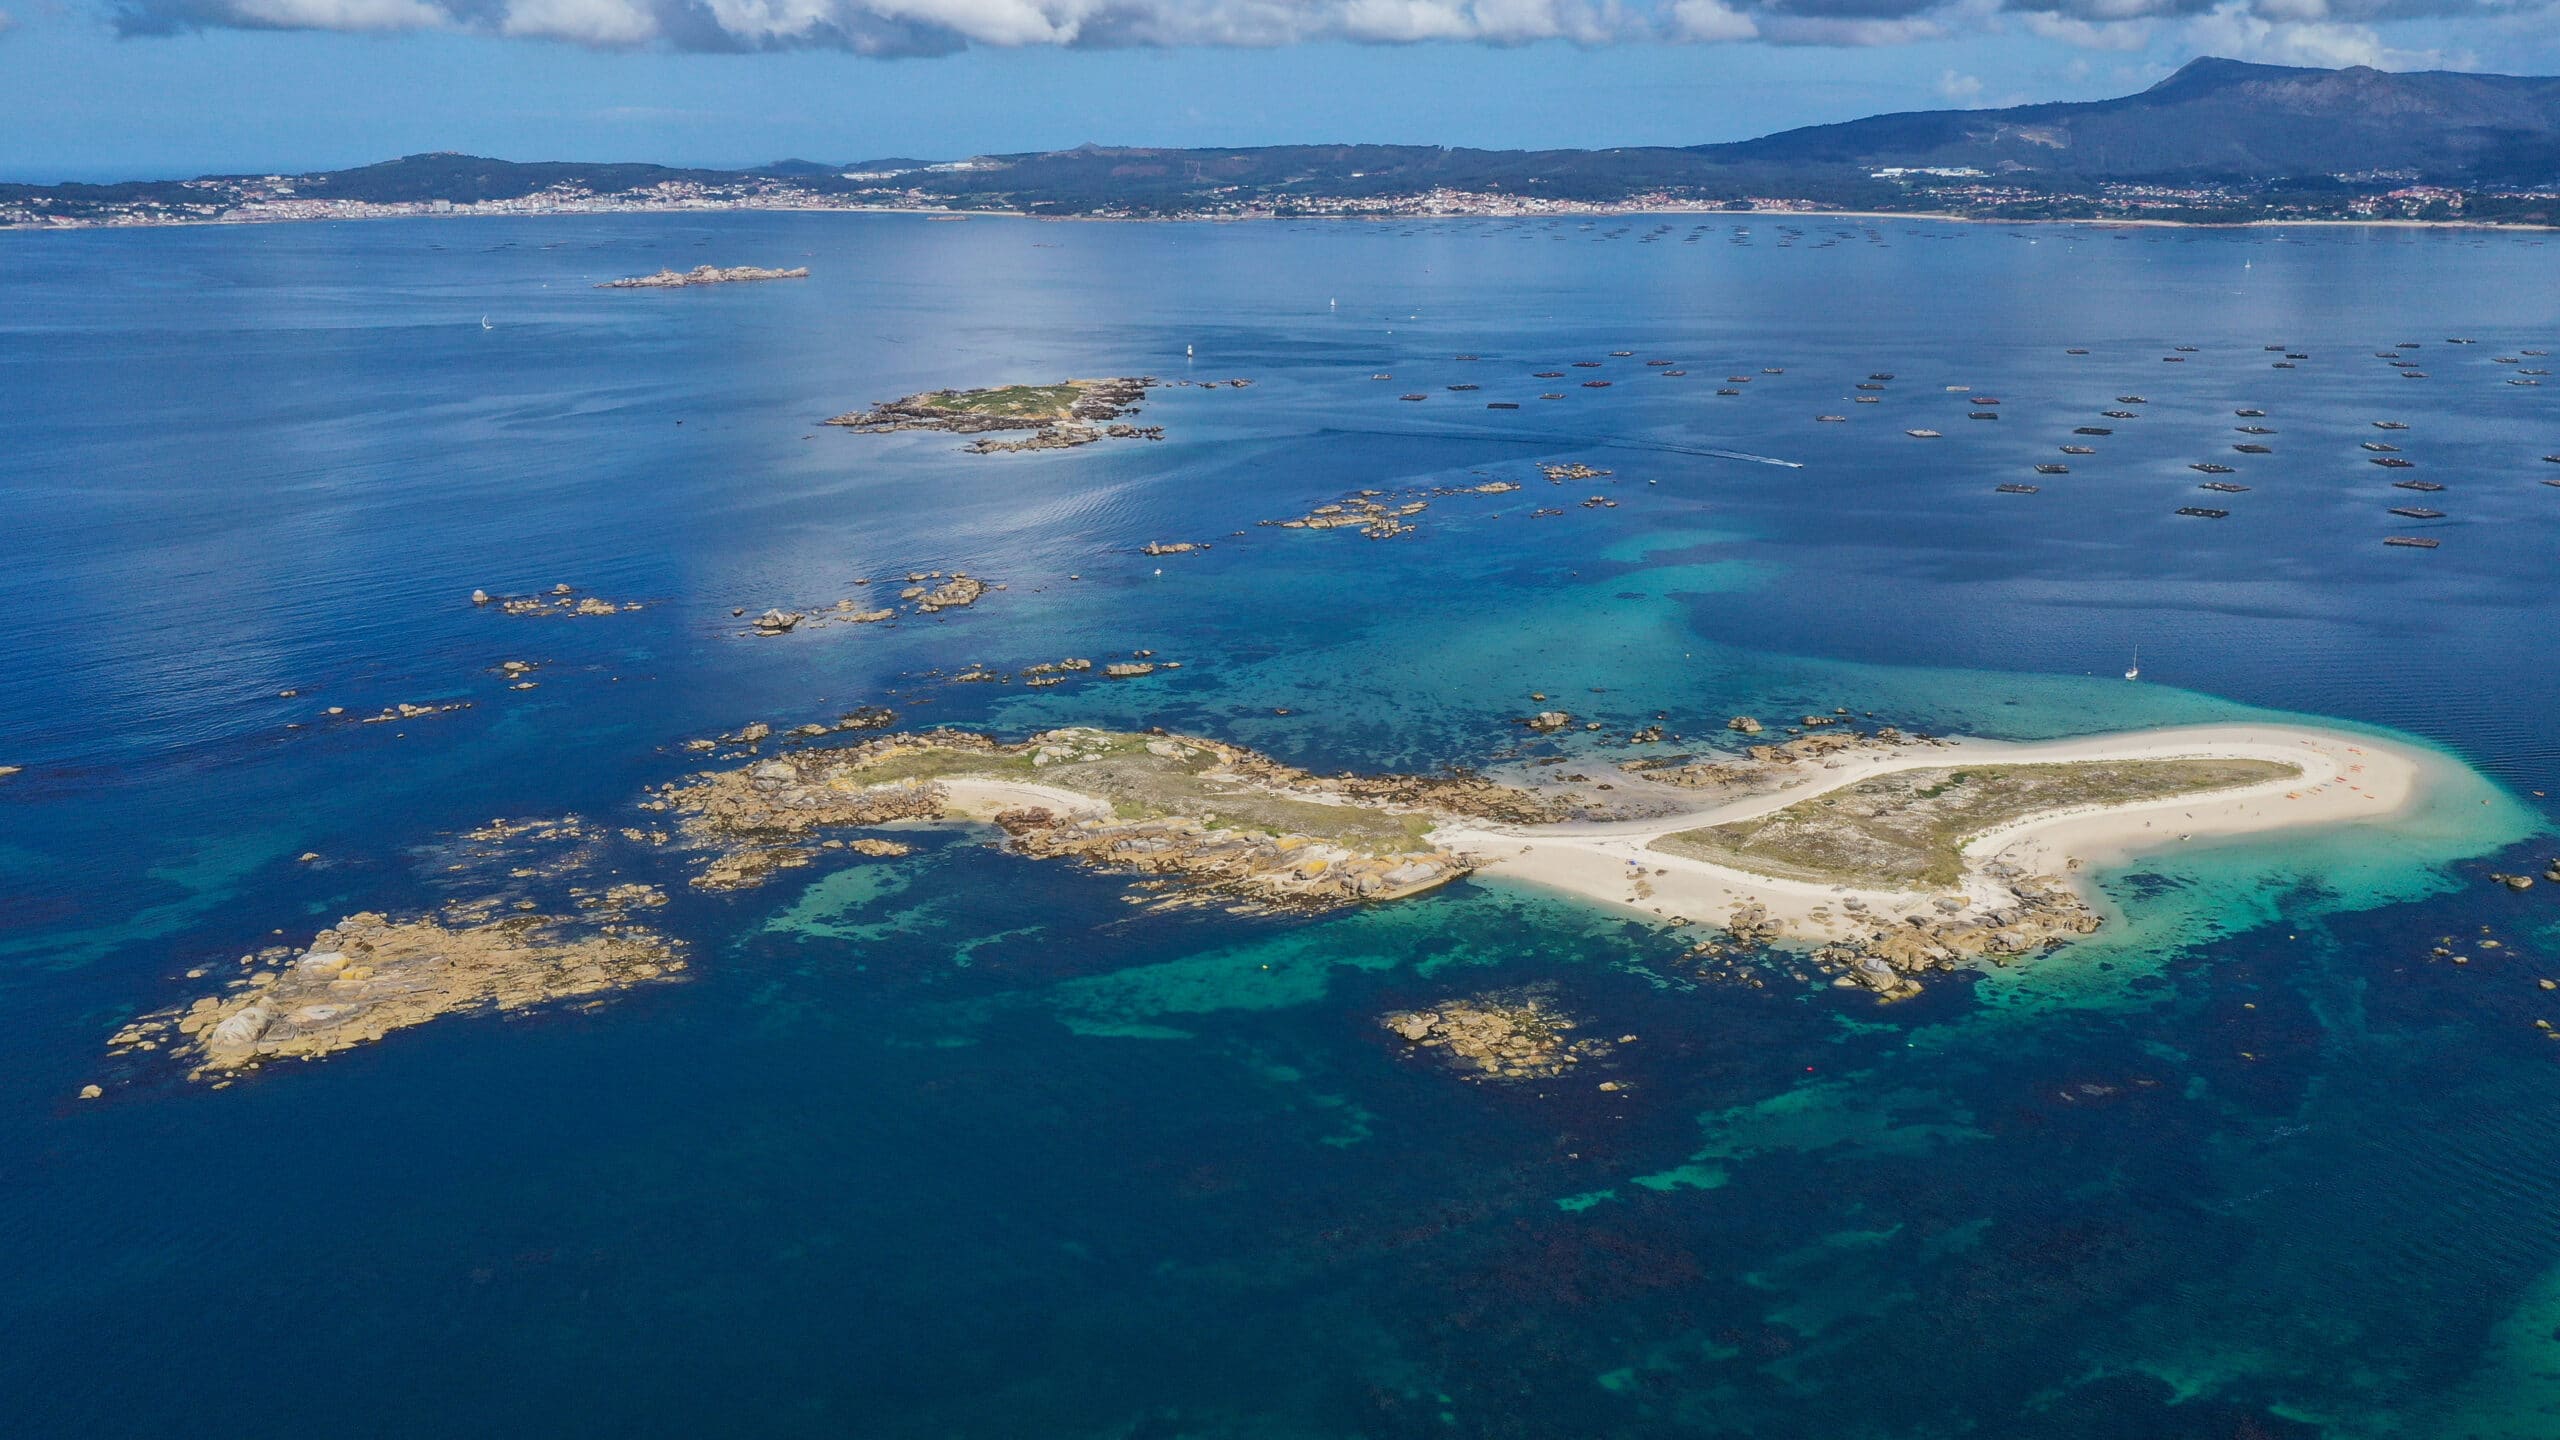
(111, 714), (2429, 1080)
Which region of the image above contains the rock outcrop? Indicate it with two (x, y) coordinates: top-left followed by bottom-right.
(1380, 986), (1619, 1082)
(113, 911), (684, 1078)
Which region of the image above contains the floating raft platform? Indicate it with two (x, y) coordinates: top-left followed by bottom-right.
(2389, 507), (2444, 519)
(2394, 479), (2446, 492)
(1996, 483), (2041, 494)
(2176, 507), (2230, 519)
(2385, 536), (2440, 549)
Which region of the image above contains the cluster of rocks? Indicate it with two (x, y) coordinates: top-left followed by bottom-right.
(2489, 858), (2560, 890)
(651, 741), (958, 889)
(823, 377), (1169, 453)
(596, 264), (809, 289)
(1141, 541), (1206, 556)
(966, 425), (1161, 454)
(905, 573), (987, 612)
(1265, 493), (1428, 539)
(1262, 480), (1520, 541)
(359, 700), (471, 725)
(742, 571), (996, 637)
(1802, 874), (2101, 999)
(1632, 725), (1924, 794)
(111, 910), (684, 1079)
(1379, 986), (1623, 1082)
(473, 584), (640, 617)
(1540, 462), (1611, 482)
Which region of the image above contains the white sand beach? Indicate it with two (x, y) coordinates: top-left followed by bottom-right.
(1435, 723), (2429, 939)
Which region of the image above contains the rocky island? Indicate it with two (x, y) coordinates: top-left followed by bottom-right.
(597, 264), (809, 289)
(824, 378), (1170, 453)
(109, 717), (2431, 1084)
(112, 908), (684, 1080)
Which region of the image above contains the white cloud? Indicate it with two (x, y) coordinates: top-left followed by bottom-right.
(226, 0), (445, 27)
(2179, 1), (2453, 67)
(2021, 11), (2152, 49)
(103, 0), (2542, 61)
(1664, 0), (1755, 39)
(504, 0), (658, 43)
(1936, 66), (1984, 99)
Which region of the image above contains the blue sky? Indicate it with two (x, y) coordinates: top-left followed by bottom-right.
(2, 0), (2554, 180)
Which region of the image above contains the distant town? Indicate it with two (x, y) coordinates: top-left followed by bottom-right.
(8, 166), (2552, 232)
(10, 58), (2559, 232)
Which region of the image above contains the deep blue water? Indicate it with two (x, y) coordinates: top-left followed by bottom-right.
(4, 211), (2559, 1438)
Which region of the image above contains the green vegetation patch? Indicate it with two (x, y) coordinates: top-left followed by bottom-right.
(915, 384), (1086, 419)
(837, 732), (1435, 854)
(1651, 758), (2299, 889)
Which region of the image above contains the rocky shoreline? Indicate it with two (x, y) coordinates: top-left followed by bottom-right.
(651, 725), (1537, 911)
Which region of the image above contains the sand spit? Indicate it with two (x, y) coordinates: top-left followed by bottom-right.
(1440, 722), (2426, 997)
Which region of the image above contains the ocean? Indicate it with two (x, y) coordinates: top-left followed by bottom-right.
(2, 210), (2557, 1437)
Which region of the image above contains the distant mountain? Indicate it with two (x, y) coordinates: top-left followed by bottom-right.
(8, 61), (2559, 229)
(1701, 58), (2560, 182)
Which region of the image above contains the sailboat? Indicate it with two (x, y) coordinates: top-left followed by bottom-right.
(2124, 648), (2141, 681)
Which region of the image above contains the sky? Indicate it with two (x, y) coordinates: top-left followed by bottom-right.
(1, 0), (2556, 181)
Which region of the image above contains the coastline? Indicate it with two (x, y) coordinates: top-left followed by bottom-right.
(1439, 723), (2433, 941)
(6, 201), (2551, 236)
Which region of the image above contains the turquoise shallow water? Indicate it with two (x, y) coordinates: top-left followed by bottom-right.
(2, 212), (2558, 1437)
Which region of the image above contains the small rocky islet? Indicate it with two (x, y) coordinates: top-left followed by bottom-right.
(596, 264), (809, 290)
(823, 376), (1244, 453)
(111, 908), (685, 1081)
(1380, 985), (1628, 1084)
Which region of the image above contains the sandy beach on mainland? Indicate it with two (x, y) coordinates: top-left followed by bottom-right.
(1438, 723), (2431, 940)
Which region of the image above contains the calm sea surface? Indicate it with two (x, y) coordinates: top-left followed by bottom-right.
(3, 212), (2558, 1438)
